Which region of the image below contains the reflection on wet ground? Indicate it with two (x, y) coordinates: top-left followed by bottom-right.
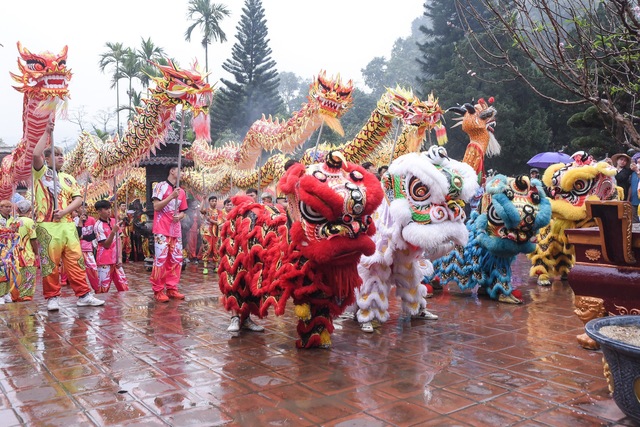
(0, 255), (634, 426)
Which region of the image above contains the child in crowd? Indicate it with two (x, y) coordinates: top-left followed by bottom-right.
(94, 200), (129, 293)
(76, 204), (99, 292)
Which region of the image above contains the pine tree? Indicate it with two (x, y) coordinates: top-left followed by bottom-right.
(417, 0), (465, 85)
(210, 0), (283, 143)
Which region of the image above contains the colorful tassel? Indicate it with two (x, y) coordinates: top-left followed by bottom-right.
(435, 124), (448, 146)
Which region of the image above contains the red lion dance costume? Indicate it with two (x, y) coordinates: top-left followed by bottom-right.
(218, 152), (383, 348)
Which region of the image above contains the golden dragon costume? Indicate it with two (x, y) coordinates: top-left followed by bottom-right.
(186, 70), (354, 171)
(202, 87), (447, 196)
(0, 42), (71, 201)
(90, 60), (213, 180)
(528, 151), (620, 286)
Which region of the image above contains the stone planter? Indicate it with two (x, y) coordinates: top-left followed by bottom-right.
(585, 315), (640, 423)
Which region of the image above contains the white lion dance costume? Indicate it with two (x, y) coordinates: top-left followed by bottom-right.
(355, 147), (479, 332)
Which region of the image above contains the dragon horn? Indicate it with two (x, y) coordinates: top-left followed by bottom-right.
(446, 106), (467, 115)
(463, 103), (476, 114)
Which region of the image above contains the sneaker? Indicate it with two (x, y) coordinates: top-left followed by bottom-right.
(47, 296), (60, 311)
(360, 322), (374, 333)
(4, 294), (12, 303)
(202, 268), (209, 275)
(227, 316), (241, 332)
(412, 308), (438, 320)
(166, 289), (185, 300)
(77, 294), (105, 307)
(154, 291), (169, 303)
(242, 316), (265, 332)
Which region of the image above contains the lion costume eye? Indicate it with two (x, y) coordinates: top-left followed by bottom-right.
(572, 179), (593, 196)
(299, 202), (325, 224)
(487, 204), (504, 225)
(408, 176), (430, 202)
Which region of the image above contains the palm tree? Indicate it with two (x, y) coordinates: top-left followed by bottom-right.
(115, 49), (141, 124)
(136, 37), (166, 94)
(184, 0), (230, 81)
(98, 42), (126, 133)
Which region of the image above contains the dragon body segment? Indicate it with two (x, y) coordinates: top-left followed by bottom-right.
(218, 153), (383, 348)
(187, 71), (354, 171)
(0, 42), (71, 200)
(337, 87), (446, 166)
(91, 60), (213, 180)
(203, 88), (445, 196)
(528, 151), (619, 286)
(356, 146), (479, 329)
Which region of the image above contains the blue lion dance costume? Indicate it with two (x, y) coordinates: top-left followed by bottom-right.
(426, 174), (552, 304)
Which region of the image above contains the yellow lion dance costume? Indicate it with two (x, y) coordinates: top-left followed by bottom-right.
(528, 151), (621, 285)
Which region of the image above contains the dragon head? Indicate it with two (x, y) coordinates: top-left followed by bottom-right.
(543, 151), (619, 221)
(11, 42), (71, 100)
(308, 71), (354, 136)
(309, 70), (354, 118)
(404, 91), (447, 150)
(477, 174), (551, 257)
(150, 59), (213, 117)
(381, 146), (479, 256)
(449, 97), (499, 156)
(279, 151), (383, 265)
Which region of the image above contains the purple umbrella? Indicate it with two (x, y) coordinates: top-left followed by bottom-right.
(527, 152), (573, 168)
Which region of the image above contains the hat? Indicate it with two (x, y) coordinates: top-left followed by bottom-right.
(261, 192), (273, 200)
(611, 153), (631, 164)
(632, 152), (640, 163)
(529, 168), (539, 173)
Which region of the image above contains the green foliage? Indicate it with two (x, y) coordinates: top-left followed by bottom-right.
(566, 106), (617, 158)
(210, 0), (283, 145)
(414, 1), (590, 175)
(184, 0), (230, 77)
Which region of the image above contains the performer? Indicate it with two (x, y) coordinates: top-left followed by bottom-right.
(118, 202), (132, 262)
(94, 200), (129, 293)
(76, 203), (99, 292)
(12, 200), (39, 302)
(150, 164), (188, 302)
(129, 200), (145, 261)
(200, 195), (222, 275)
(32, 119), (105, 311)
(0, 200), (19, 304)
(184, 199), (201, 263)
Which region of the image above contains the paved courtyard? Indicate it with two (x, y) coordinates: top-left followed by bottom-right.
(0, 255), (634, 426)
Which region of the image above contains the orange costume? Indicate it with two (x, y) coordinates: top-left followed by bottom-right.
(200, 206), (224, 274)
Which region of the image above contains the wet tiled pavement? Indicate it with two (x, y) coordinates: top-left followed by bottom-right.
(0, 255), (635, 426)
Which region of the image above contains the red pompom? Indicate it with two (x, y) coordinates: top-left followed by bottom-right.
(488, 96), (495, 104)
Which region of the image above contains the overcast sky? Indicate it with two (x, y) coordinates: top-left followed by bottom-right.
(0, 0), (425, 149)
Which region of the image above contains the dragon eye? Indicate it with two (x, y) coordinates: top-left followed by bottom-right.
(572, 179), (593, 195)
(299, 202), (325, 224)
(487, 204), (504, 225)
(408, 176), (430, 202)
(27, 60), (45, 71)
(58, 60), (66, 67)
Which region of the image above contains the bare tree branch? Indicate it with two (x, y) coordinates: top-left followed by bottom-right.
(455, 0), (640, 149)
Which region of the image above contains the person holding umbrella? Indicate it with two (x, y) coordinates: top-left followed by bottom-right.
(529, 168), (540, 180)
